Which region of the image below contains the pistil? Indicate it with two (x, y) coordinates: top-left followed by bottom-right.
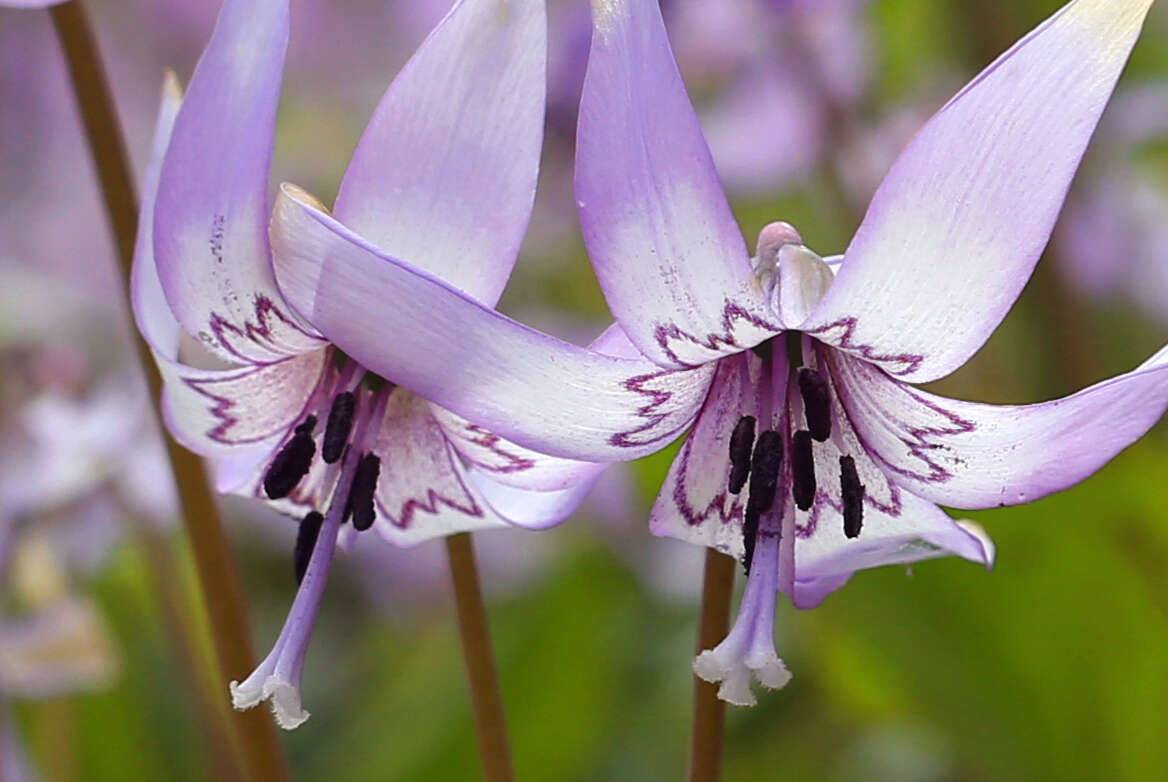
(743, 430), (783, 573)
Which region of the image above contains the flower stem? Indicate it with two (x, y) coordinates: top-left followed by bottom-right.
(47, 4), (289, 781)
(688, 549), (735, 782)
(445, 533), (515, 782)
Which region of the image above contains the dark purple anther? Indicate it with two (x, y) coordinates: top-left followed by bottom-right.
(345, 453), (381, 531)
(791, 430), (816, 511)
(798, 368), (831, 442)
(264, 417), (318, 499)
(293, 511), (324, 585)
(322, 392), (356, 464)
(728, 415), (756, 494)
(840, 455), (865, 538)
(743, 429), (783, 573)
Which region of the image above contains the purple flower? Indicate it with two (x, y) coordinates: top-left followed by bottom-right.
(268, 0), (1168, 706)
(131, 0), (710, 729)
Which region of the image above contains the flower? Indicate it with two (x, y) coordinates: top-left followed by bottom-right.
(267, 0), (1168, 707)
(132, 0), (711, 729)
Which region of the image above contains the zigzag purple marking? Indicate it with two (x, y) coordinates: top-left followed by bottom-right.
(652, 299), (782, 368)
(181, 351), (327, 446)
(824, 350), (978, 486)
(205, 295), (324, 366)
(607, 366), (704, 449)
(806, 316), (925, 377)
(377, 442), (484, 529)
(454, 423), (536, 474)
(670, 434), (743, 528)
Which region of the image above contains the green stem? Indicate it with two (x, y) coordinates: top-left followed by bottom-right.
(445, 533), (515, 782)
(47, 3), (289, 780)
(688, 550), (735, 782)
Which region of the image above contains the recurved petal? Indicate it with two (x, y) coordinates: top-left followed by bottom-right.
(790, 493), (994, 609)
(465, 468), (603, 530)
(270, 184), (714, 462)
(132, 74), (329, 459)
(825, 345), (1168, 510)
(576, 0), (777, 368)
(366, 390), (508, 547)
(153, 0), (324, 364)
(429, 323), (629, 491)
(157, 351), (327, 458)
(333, 0), (545, 306)
(648, 352), (761, 558)
(803, 0), (1155, 383)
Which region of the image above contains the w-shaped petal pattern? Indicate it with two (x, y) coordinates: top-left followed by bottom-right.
(576, 0), (778, 368)
(153, 0), (323, 364)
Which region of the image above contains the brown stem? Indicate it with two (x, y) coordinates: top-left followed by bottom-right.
(47, 3), (289, 781)
(125, 514), (246, 782)
(688, 550), (735, 782)
(445, 533), (515, 782)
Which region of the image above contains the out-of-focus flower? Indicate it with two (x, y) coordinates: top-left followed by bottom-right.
(1057, 84), (1168, 323)
(665, 0), (872, 196)
(269, 0), (1168, 707)
(134, 0), (707, 729)
(0, 523), (119, 782)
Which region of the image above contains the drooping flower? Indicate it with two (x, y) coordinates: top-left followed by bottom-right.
(132, 0), (712, 728)
(266, 0), (1168, 706)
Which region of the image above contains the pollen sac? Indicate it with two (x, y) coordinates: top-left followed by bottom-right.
(797, 368), (831, 442)
(743, 430), (783, 573)
(263, 420), (318, 500)
(346, 453), (381, 531)
(839, 455), (865, 538)
(293, 511), (324, 585)
(727, 416), (757, 494)
(322, 392), (356, 464)
(791, 430), (816, 511)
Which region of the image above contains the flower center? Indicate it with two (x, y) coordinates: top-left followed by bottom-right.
(727, 338), (868, 578)
(231, 358), (392, 729)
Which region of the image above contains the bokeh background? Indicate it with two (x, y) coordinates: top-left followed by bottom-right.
(3, 0), (1168, 780)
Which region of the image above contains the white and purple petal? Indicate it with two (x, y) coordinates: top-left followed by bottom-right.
(803, 0), (1156, 382)
(825, 345), (1168, 510)
(334, 0), (546, 306)
(152, 0), (323, 364)
(269, 185), (715, 462)
(576, 0), (777, 368)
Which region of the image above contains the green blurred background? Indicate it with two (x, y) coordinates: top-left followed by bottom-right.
(4, 0), (1168, 780)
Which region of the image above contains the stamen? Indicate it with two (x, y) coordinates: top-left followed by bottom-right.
(345, 453), (381, 531)
(797, 368), (831, 442)
(321, 391), (356, 464)
(728, 416), (756, 494)
(791, 430), (816, 511)
(293, 415), (317, 435)
(264, 418), (318, 500)
(839, 455), (865, 538)
(293, 512), (324, 585)
(743, 430), (783, 573)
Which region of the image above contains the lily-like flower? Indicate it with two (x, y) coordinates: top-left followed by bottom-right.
(131, 0), (712, 729)
(267, 0), (1168, 707)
